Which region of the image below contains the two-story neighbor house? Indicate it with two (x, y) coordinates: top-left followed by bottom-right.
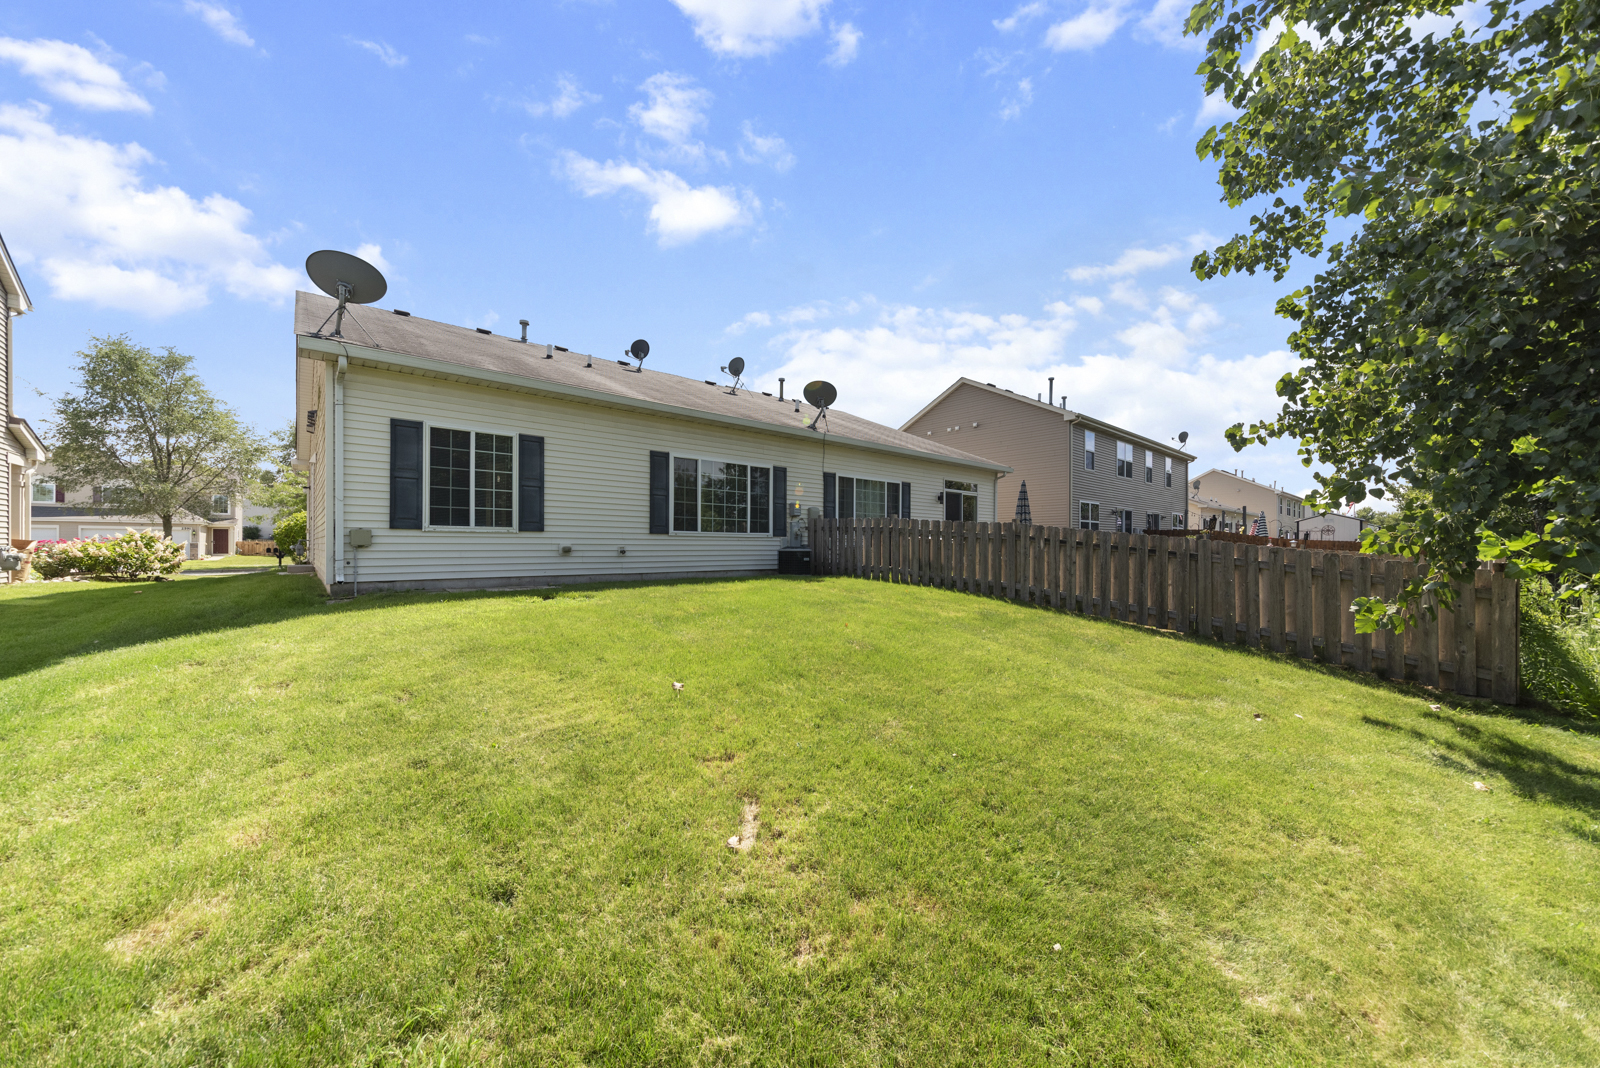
(292, 292), (1009, 595)
(28, 463), (247, 556)
(2, 231), (46, 552)
(899, 378), (1193, 533)
(1187, 468), (1307, 536)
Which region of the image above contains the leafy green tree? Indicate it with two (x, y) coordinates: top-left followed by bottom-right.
(1189, 0), (1600, 627)
(253, 419), (308, 522)
(48, 335), (269, 539)
(274, 511), (307, 561)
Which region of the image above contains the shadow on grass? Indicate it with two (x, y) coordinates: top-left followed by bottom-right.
(1360, 709), (1600, 820)
(0, 572), (810, 682)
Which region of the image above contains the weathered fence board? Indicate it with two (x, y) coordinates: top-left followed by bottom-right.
(808, 519), (1521, 705)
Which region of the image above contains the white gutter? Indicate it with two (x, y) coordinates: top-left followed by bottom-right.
(295, 336), (1011, 475)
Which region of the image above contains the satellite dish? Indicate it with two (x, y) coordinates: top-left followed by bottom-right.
(306, 250), (387, 339)
(803, 380), (837, 409)
(727, 356), (745, 377)
(1178, 431), (1189, 445)
(630, 339), (649, 360)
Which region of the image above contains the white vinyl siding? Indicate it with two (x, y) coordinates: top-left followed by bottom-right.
(316, 364), (995, 587)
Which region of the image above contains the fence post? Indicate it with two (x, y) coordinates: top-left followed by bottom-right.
(1381, 559), (1403, 677)
(1267, 546), (1287, 652)
(1294, 549), (1314, 659)
(1319, 552), (1343, 664)
(1353, 556), (1372, 673)
(1219, 541), (1237, 644)
(1243, 543), (1261, 648)
(1492, 568), (1518, 704)
(1452, 574), (1476, 695)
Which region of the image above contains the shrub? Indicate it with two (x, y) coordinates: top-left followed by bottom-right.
(1521, 581), (1600, 717)
(274, 511), (307, 561)
(32, 531), (186, 581)
(243, 524), (262, 541)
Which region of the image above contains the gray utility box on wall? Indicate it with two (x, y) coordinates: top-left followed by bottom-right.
(777, 548), (812, 575)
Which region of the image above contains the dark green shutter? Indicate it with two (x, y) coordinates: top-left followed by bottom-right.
(900, 481), (912, 518)
(771, 466), (787, 536)
(518, 435), (545, 531)
(649, 451), (670, 534)
(823, 472), (836, 519)
(389, 419), (423, 529)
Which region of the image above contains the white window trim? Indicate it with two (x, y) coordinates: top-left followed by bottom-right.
(423, 420), (520, 532)
(840, 473), (910, 521)
(670, 452), (778, 535)
(1078, 500), (1100, 530)
(1083, 430), (1096, 471)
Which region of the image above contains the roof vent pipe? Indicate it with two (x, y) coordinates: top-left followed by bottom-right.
(519, 320), (529, 343)
(1048, 377), (1054, 406)
(778, 377), (785, 400)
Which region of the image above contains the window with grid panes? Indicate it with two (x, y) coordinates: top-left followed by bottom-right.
(701, 461), (749, 532)
(429, 428), (472, 526)
(673, 457), (699, 531)
(672, 455), (775, 532)
(1116, 441), (1134, 478)
(474, 434), (514, 527)
(1079, 501), (1099, 530)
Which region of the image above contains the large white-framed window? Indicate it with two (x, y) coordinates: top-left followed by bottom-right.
(1164, 457), (1173, 488)
(1083, 431), (1096, 471)
(1079, 501), (1100, 530)
(1173, 513), (1186, 529)
(671, 455), (772, 534)
(32, 480), (56, 503)
(428, 425), (514, 529)
(1145, 450), (1154, 483)
(1116, 441), (1135, 478)
(941, 479), (978, 522)
(1145, 512), (1161, 531)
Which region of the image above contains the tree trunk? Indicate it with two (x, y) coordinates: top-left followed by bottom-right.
(162, 514), (173, 538)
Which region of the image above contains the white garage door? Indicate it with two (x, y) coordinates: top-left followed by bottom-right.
(31, 525), (59, 541)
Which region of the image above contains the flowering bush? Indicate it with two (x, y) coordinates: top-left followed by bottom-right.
(32, 531), (187, 581)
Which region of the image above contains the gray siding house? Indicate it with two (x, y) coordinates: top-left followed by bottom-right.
(1, 231), (46, 554)
(901, 378), (1194, 532)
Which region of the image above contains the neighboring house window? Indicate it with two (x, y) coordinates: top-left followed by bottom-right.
(1084, 431), (1095, 471)
(1115, 509), (1135, 532)
(1145, 450), (1154, 483)
(1116, 441), (1134, 478)
(1079, 501), (1099, 530)
(33, 481), (55, 503)
(429, 427), (512, 528)
(1173, 513), (1186, 529)
(211, 494), (230, 514)
(1164, 457), (1172, 488)
(943, 480), (978, 522)
(1146, 512), (1161, 531)
(673, 455), (773, 533)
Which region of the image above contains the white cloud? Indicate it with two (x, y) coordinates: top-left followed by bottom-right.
(0, 102), (296, 314)
(1195, 90), (1239, 126)
(0, 37), (151, 112)
(630, 72), (712, 152)
(824, 22), (861, 66)
(1000, 77), (1034, 121)
(1044, 3), (1131, 51)
(670, 0), (830, 58)
(1138, 0), (1198, 48)
(725, 310), (772, 336)
(353, 243), (391, 274)
(350, 39), (407, 68)
(1066, 233), (1210, 281)
(521, 74), (599, 119)
(557, 150), (756, 246)
(995, 2), (1050, 33)
(739, 121), (795, 171)
(182, 2), (256, 49)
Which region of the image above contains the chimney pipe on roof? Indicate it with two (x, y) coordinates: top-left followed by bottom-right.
(1048, 377), (1054, 406)
(518, 320), (529, 343)
(778, 377), (785, 401)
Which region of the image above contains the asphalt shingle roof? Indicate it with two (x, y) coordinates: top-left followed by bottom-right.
(295, 292), (1006, 470)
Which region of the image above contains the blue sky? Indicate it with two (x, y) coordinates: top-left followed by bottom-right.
(1, 0), (1324, 495)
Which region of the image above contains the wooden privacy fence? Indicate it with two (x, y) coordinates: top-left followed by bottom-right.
(808, 518), (1519, 705)
(236, 539), (279, 556)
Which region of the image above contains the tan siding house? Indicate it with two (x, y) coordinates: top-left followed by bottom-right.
(901, 379), (1194, 532)
(1, 231), (46, 563)
(293, 293), (1008, 595)
(1187, 468), (1307, 536)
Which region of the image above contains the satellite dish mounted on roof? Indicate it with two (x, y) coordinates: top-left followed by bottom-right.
(803, 380), (836, 432)
(625, 338), (649, 371)
(719, 355), (747, 394)
(306, 250), (387, 340)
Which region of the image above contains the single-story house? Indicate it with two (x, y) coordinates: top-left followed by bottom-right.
(1296, 510), (1374, 543)
(293, 292), (1011, 595)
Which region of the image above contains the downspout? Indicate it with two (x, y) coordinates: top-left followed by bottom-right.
(333, 353), (347, 586)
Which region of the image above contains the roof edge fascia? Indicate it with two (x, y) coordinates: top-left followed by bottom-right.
(0, 235), (31, 315)
(7, 417), (45, 461)
(297, 336), (1011, 473)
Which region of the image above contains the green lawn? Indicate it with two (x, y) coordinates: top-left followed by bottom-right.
(180, 554), (283, 572)
(1, 574), (1596, 1066)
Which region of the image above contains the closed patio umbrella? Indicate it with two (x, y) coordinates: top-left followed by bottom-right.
(1014, 481), (1032, 525)
(1252, 511), (1268, 537)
